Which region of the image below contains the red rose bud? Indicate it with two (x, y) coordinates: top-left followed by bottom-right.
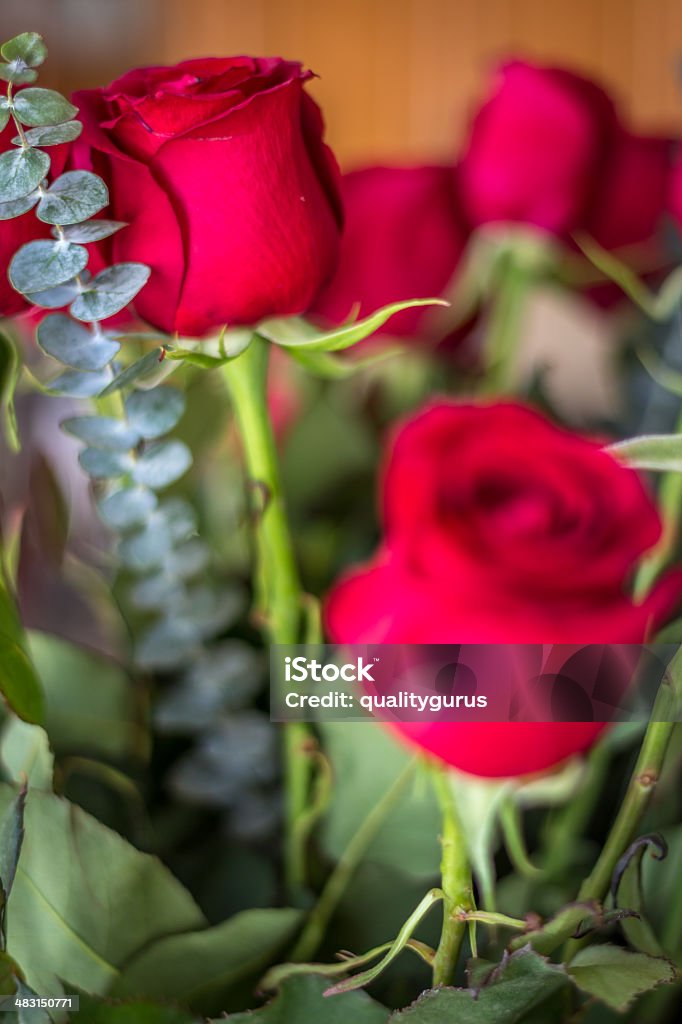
(71, 57), (343, 337)
(459, 59), (672, 255)
(325, 401), (682, 777)
(312, 165), (469, 340)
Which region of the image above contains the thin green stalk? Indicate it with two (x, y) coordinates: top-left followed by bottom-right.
(564, 647), (682, 960)
(222, 336), (311, 900)
(290, 758), (418, 963)
(431, 764), (474, 986)
(481, 250), (530, 396)
(634, 411), (682, 599)
(541, 740), (611, 878)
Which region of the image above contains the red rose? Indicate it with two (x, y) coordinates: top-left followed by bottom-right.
(670, 153), (682, 230)
(325, 401), (682, 777)
(459, 60), (671, 253)
(71, 57), (343, 337)
(312, 165), (469, 340)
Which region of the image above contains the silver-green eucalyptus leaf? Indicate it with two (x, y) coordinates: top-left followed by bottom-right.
(125, 387), (186, 439)
(0, 103), (10, 131)
(132, 440), (192, 490)
(13, 88), (77, 127)
(0, 189), (39, 219)
(36, 170), (108, 225)
(98, 486), (158, 531)
(47, 367), (112, 398)
(79, 447), (134, 480)
(99, 348), (166, 395)
(0, 147), (49, 203)
(57, 219), (126, 244)
(9, 239), (88, 293)
(38, 314), (120, 371)
(1, 33), (47, 68)
(26, 279), (81, 309)
(70, 263), (151, 322)
(61, 415), (140, 452)
(0, 64), (38, 86)
(16, 121), (82, 147)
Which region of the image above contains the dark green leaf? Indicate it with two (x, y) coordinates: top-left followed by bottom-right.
(0, 147), (49, 203)
(0, 190), (39, 219)
(1, 785), (206, 995)
(113, 909), (303, 1015)
(133, 441), (192, 490)
(13, 88), (77, 127)
(222, 975), (388, 1024)
(78, 997), (199, 1023)
(28, 632), (140, 760)
(59, 219), (126, 243)
(567, 945), (676, 1012)
(9, 239), (87, 294)
(0, 782), (26, 912)
(36, 170), (108, 225)
(62, 415), (140, 452)
(100, 349), (166, 395)
(259, 299), (447, 352)
(17, 121), (82, 147)
(1, 33), (47, 67)
(390, 949), (569, 1023)
(79, 447), (134, 480)
(47, 367), (112, 398)
(0, 330), (20, 452)
(98, 486), (158, 531)
(38, 314), (119, 371)
(70, 263), (151, 322)
(126, 387), (186, 439)
(0, 573), (44, 725)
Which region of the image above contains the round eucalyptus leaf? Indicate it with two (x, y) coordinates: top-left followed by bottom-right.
(155, 642), (261, 732)
(166, 539), (209, 579)
(79, 447), (133, 480)
(0, 146), (49, 203)
(9, 239), (87, 294)
(38, 314), (120, 371)
(158, 498), (197, 542)
(0, 189), (39, 219)
(0, 104), (10, 131)
(70, 263), (151, 321)
(17, 121), (82, 147)
(1, 33), (47, 68)
(132, 440), (192, 490)
(61, 415), (140, 452)
(0, 64), (38, 85)
(36, 170), (108, 226)
(125, 387), (185, 439)
(179, 585), (246, 640)
(135, 619), (201, 671)
(118, 523), (173, 572)
(130, 572), (185, 612)
(13, 88), (78, 127)
(47, 367), (112, 398)
(26, 279), (81, 309)
(98, 485), (158, 530)
(58, 219), (125, 244)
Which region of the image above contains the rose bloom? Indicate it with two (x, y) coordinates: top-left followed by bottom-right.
(325, 402), (682, 777)
(459, 60), (672, 249)
(312, 165), (469, 340)
(71, 57), (343, 337)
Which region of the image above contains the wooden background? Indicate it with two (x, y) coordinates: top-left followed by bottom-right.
(2, 0), (681, 166)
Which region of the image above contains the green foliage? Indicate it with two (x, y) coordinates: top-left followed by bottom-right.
(18, 121), (82, 146)
(12, 88), (77, 127)
(112, 908), (303, 1015)
(71, 264), (152, 321)
(9, 239), (88, 293)
(0, 783), (26, 945)
(36, 170), (108, 225)
(567, 945), (676, 1012)
(609, 434), (682, 472)
(222, 974), (389, 1023)
(0, 147), (49, 203)
(0, 570), (44, 725)
(77, 999), (200, 1023)
(1, 33), (47, 69)
(38, 314), (121, 371)
(0, 329), (20, 451)
(0, 719), (53, 790)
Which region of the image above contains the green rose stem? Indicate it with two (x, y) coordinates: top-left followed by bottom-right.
(564, 645), (682, 960)
(222, 334), (311, 900)
(431, 763), (474, 986)
(289, 757), (418, 963)
(634, 417), (682, 599)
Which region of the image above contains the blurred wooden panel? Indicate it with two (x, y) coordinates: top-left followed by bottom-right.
(2, 0), (680, 167)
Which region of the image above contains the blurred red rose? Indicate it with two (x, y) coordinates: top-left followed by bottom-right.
(71, 57), (343, 337)
(325, 401), (682, 777)
(459, 61), (671, 253)
(669, 151), (682, 230)
(0, 123), (69, 318)
(312, 165), (469, 339)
